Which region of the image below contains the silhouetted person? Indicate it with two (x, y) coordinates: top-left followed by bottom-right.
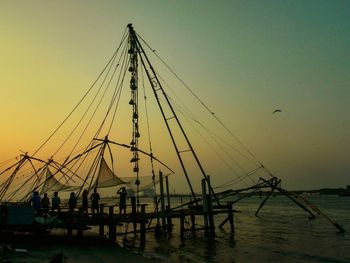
(68, 192), (77, 213)
(117, 187), (127, 216)
(90, 188), (100, 215)
(82, 189), (89, 215)
(51, 191), (61, 214)
(30, 191), (41, 215)
(41, 193), (50, 214)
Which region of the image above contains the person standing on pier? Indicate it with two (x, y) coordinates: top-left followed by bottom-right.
(30, 191), (41, 215)
(41, 193), (50, 214)
(68, 192), (77, 213)
(90, 188), (100, 215)
(82, 189), (89, 215)
(51, 191), (61, 214)
(117, 187), (127, 216)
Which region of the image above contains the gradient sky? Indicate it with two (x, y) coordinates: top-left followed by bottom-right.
(0, 1), (349, 191)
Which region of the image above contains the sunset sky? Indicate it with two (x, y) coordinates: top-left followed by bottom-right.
(0, 1), (349, 192)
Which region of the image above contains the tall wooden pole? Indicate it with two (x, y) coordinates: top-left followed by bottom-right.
(201, 179), (208, 235)
(159, 171), (166, 229)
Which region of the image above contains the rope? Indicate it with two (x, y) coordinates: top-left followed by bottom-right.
(141, 64), (159, 219)
(168, 95), (255, 186)
(137, 33), (264, 167)
(33, 27), (128, 156)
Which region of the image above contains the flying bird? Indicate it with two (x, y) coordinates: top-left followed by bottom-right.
(273, 109), (282, 114)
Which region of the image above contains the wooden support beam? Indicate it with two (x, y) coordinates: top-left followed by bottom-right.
(191, 214), (196, 232)
(228, 202), (234, 236)
(207, 194), (215, 237)
(255, 179), (280, 216)
(218, 216), (229, 229)
(131, 196), (137, 236)
(260, 177), (315, 219)
(276, 186), (315, 219)
(159, 171), (166, 230)
(165, 175), (171, 209)
(108, 206), (116, 241)
(165, 175), (172, 232)
(99, 204), (104, 237)
(180, 210), (185, 241)
(201, 179), (209, 235)
(140, 204), (146, 249)
(166, 205), (173, 233)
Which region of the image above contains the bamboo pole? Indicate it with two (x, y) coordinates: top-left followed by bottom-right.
(165, 175), (172, 232)
(108, 206), (116, 241)
(180, 210), (185, 241)
(206, 176), (215, 237)
(201, 179), (209, 235)
(99, 204), (104, 237)
(159, 171), (166, 230)
(228, 202), (234, 236)
(255, 179), (280, 216)
(140, 204), (146, 249)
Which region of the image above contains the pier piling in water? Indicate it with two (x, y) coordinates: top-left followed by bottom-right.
(140, 204), (146, 249)
(202, 179), (209, 235)
(228, 202), (234, 236)
(99, 204), (104, 237)
(108, 206), (116, 241)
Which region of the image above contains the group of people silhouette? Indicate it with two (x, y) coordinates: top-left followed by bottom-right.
(30, 186), (127, 216)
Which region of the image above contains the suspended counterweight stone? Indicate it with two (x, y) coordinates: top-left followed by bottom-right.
(130, 157), (140, 162)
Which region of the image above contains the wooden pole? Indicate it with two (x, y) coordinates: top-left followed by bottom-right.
(255, 180), (279, 216)
(165, 175), (171, 208)
(207, 194), (215, 237)
(228, 202), (234, 236)
(131, 196), (137, 236)
(140, 204), (146, 249)
(276, 186), (315, 219)
(166, 205), (172, 233)
(180, 210), (185, 241)
(99, 204), (104, 237)
(201, 179), (208, 235)
(159, 171), (166, 230)
(260, 177), (315, 219)
(206, 176), (215, 237)
(191, 214), (196, 232)
(165, 175), (172, 232)
(218, 216), (229, 229)
(108, 206), (116, 241)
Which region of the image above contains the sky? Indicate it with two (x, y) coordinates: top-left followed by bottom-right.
(0, 0), (349, 192)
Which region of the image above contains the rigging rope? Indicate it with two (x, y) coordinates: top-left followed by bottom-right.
(141, 64), (159, 218)
(151, 68), (257, 185)
(169, 97), (253, 188)
(137, 34), (264, 168)
(33, 28), (128, 157)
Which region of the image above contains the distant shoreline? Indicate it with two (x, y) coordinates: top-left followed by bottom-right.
(167, 186), (350, 197)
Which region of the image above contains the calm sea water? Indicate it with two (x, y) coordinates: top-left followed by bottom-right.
(116, 195), (350, 263)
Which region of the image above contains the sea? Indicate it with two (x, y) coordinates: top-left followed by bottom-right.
(116, 195), (350, 263)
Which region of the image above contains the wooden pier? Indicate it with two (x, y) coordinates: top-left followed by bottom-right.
(0, 176), (236, 249)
